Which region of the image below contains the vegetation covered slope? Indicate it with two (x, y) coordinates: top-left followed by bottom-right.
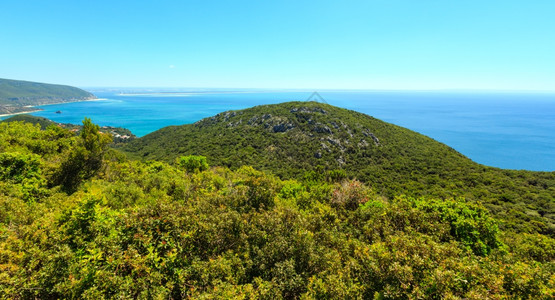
(0, 114), (56, 129)
(0, 120), (553, 299)
(0, 78), (95, 114)
(1, 114), (136, 146)
(123, 101), (555, 235)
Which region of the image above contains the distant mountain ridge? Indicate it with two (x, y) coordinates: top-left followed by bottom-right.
(0, 78), (96, 114)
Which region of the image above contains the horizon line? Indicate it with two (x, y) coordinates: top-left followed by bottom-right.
(81, 86), (555, 93)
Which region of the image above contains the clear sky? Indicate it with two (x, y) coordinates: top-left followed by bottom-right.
(1, 0), (554, 90)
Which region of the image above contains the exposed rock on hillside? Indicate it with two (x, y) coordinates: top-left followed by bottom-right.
(123, 101), (555, 235)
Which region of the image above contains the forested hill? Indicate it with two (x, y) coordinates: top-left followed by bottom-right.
(123, 101), (554, 235)
(0, 78), (95, 114)
(123, 101), (476, 178)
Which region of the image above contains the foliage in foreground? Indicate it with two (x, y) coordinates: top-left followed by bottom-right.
(123, 102), (555, 236)
(0, 120), (554, 299)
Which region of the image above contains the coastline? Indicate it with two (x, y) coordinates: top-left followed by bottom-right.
(0, 98), (107, 118)
(33, 97), (108, 107)
(0, 109), (43, 118)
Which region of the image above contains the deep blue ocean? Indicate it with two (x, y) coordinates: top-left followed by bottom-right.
(5, 90), (555, 171)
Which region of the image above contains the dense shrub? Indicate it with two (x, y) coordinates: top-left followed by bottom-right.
(176, 155), (209, 173)
(1, 119), (553, 299)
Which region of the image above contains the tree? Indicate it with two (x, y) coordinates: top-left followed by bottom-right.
(53, 118), (112, 193)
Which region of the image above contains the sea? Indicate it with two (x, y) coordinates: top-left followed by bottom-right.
(4, 89), (555, 172)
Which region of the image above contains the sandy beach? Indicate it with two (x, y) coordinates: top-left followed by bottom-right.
(0, 109), (43, 118)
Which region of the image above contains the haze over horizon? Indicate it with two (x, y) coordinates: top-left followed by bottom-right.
(2, 0), (555, 90)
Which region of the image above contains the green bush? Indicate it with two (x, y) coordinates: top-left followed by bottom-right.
(413, 197), (503, 256)
(0, 152), (41, 183)
(176, 155), (209, 173)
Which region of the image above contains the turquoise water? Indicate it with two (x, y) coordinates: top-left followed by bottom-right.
(5, 90), (555, 171)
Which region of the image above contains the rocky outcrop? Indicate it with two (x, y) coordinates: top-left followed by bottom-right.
(312, 124), (332, 134)
(363, 129), (380, 146)
(272, 123), (295, 133)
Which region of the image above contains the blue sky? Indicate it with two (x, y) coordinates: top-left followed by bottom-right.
(1, 0), (554, 90)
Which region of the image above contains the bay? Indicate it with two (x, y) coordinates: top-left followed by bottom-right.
(10, 90), (555, 171)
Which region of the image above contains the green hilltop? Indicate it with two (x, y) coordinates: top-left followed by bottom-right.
(123, 101), (555, 235)
(0, 78), (95, 114)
